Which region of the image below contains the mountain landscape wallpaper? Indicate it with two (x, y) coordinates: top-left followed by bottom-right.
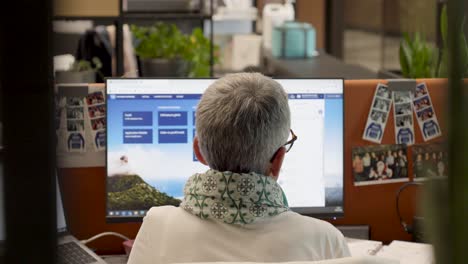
(107, 174), (181, 211)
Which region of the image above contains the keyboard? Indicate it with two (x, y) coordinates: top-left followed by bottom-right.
(57, 242), (97, 264)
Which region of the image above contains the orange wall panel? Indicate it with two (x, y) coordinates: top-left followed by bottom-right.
(328, 79), (448, 244)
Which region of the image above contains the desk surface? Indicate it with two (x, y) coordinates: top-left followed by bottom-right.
(265, 51), (377, 79)
(101, 254), (128, 264)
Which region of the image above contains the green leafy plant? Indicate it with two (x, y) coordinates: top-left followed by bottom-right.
(131, 22), (219, 77)
(399, 33), (438, 78)
(131, 23), (188, 60)
(66, 57), (103, 79)
(399, 4), (468, 78)
(186, 28), (220, 77)
(69, 57), (102, 72)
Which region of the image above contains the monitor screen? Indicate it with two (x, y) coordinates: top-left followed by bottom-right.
(106, 78), (344, 221)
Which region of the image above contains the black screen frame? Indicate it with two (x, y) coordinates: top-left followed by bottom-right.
(105, 77), (345, 223)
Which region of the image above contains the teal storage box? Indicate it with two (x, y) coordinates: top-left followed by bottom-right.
(272, 22), (316, 58)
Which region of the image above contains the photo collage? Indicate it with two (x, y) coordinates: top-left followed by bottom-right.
(393, 90), (415, 145)
(86, 91), (106, 151)
(61, 90), (106, 152)
(363, 84), (392, 144)
(65, 97), (86, 152)
(412, 83), (441, 141)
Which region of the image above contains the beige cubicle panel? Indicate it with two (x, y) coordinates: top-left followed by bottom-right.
(54, 0), (119, 17)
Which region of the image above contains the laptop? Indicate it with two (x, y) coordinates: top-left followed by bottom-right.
(56, 175), (107, 264)
(0, 171), (106, 263)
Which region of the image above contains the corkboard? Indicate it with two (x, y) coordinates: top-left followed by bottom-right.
(328, 79), (448, 244)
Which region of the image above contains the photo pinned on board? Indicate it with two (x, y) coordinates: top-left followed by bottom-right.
(352, 144), (409, 186)
(66, 107), (84, 120)
(86, 91), (105, 106)
(88, 105), (106, 119)
(412, 83), (442, 141)
(395, 115), (413, 127)
(67, 120), (84, 132)
(376, 85), (392, 99)
(394, 92), (412, 104)
(417, 107), (435, 121)
(363, 83), (392, 144)
(395, 103), (412, 116)
(393, 90), (415, 145)
(413, 143), (448, 180)
(91, 117), (106, 131)
(370, 110), (387, 123)
(66, 97), (84, 107)
(414, 83), (428, 98)
(413, 96), (431, 111)
(373, 98), (391, 112)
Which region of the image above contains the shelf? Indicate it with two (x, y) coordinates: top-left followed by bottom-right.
(212, 15), (257, 21)
(53, 16), (119, 21)
(122, 12), (212, 21)
(54, 0), (119, 18)
(212, 7), (257, 21)
(52, 2), (216, 76)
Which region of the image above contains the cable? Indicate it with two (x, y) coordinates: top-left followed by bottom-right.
(80, 232), (131, 245)
(395, 181), (422, 233)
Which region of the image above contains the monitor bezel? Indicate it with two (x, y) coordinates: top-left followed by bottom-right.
(105, 77), (345, 223)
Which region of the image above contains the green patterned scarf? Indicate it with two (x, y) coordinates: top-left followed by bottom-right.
(180, 169), (290, 225)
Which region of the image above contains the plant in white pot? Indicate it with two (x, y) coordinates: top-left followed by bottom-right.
(131, 22), (218, 77)
(55, 57), (103, 84)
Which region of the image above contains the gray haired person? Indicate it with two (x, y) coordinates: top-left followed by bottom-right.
(128, 73), (350, 264)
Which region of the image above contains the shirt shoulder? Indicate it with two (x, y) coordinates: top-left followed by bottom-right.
(145, 205), (179, 217)
(277, 211), (351, 258)
(143, 206), (183, 227)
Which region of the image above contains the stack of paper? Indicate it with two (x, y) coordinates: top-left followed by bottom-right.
(345, 237), (383, 256)
(375, 240), (435, 264)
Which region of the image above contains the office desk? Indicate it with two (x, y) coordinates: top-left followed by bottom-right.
(264, 51), (377, 79)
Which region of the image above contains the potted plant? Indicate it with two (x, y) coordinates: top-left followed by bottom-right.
(381, 4), (468, 79)
(398, 32), (438, 78)
(378, 32), (437, 79)
(185, 28), (218, 77)
(131, 22), (218, 77)
(55, 57), (103, 83)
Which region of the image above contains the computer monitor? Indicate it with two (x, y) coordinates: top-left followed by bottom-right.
(106, 78), (344, 222)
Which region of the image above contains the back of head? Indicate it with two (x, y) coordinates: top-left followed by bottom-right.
(196, 73), (290, 174)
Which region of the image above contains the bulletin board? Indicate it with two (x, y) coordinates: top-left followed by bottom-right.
(58, 79), (451, 254)
(328, 79), (449, 244)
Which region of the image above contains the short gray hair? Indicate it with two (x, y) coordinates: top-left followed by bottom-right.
(196, 73), (290, 174)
